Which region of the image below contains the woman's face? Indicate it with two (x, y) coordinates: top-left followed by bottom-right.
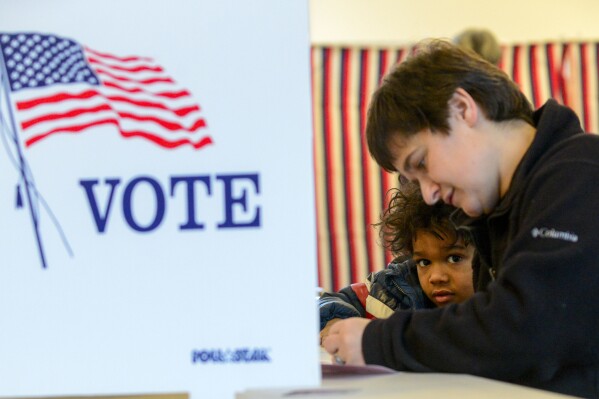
(391, 125), (502, 218)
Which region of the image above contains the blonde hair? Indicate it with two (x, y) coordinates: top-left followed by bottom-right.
(454, 28), (501, 65)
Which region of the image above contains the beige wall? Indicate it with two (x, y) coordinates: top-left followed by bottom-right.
(309, 0), (599, 45)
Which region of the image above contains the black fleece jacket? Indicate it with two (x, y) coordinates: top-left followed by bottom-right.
(362, 100), (599, 398)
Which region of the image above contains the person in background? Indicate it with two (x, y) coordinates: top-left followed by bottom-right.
(322, 39), (599, 398)
(319, 182), (475, 344)
(453, 27), (501, 66)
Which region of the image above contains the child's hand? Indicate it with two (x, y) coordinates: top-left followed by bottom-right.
(320, 318), (341, 345)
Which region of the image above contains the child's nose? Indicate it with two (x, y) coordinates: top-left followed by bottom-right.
(429, 265), (449, 283)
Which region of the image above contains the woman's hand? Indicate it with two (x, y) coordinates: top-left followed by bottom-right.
(320, 318), (341, 345)
(321, 317), (371, 366)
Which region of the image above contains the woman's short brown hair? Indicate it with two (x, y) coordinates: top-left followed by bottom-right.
(366, 39), (533, 172)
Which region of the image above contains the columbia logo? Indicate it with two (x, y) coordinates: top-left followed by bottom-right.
(531, 227), (578, 243)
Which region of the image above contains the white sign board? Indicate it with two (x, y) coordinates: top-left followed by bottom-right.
(0, 1), (319, 398)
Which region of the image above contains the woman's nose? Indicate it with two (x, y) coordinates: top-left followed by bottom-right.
(419, 178), (441, 205)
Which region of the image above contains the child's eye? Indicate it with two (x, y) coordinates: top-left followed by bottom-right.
(415, 259), (431, 268)
(447, 255), (463, 264)
(416, 157), (426, 170)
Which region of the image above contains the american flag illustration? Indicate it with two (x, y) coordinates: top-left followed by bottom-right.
(0, 32), (212, 149)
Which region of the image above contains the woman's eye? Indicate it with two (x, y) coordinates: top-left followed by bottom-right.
(416, 158), (426, 170)
(448, 255), (463, 264)
(415, 259), (431, 267)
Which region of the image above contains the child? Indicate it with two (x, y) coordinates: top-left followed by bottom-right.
(322, 39), (599, 398)
(319, 183), (475, 342)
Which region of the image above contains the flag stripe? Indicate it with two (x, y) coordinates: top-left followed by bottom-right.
(83, 46), (153, 62)
(311, 47), (327, 290)
(87, 56), (164, 73)
(529, 45), (541, 108)
(25, 117), (212, 148)
(330, 47), (350, 290)
(93, 67), (175, 85)
(103, 95), (198, 116)
(545, 43), (561, 101)
(25, 117), (118, 146)
(116, 111), (206, 131)
(359, 48), (376, 276)
(21, 104), (112, 129)
(17, 89), (100, 110)
(322, 47), (340, 290)
(348, 48), (368, 283)
(379, 49), (397, 266)
(341, 48), (359, 284)
(512, 45), (522, 91)
(103, 80), (190, 99)
(580, 43), (591, 131)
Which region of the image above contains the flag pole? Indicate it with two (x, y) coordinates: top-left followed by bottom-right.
(0, 46), (48, 269)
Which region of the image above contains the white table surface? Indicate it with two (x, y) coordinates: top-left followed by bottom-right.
(236, 349), (576, 399)
(236, 371), (576, 399)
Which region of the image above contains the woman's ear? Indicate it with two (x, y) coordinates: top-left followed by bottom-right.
(448, 88), (479, 127)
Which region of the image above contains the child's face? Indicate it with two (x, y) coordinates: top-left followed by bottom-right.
(412, 230), (475, 307)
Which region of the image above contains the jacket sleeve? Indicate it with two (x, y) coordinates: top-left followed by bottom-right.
(362, 139), (599, 392)
(365, 259), (431, 314)
(319, 257), (424, 330)
(318, 288), (365, 330)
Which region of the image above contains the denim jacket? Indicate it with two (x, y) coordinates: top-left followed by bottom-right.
(319, 257), (434, 330)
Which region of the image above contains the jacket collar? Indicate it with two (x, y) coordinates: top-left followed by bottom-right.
(451, 100), (583, 228)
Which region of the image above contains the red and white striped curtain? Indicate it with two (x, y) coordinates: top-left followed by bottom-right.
(312, 41), (599, 292)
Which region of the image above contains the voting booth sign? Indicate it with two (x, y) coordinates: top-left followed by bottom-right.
(0, 1), (319, 398)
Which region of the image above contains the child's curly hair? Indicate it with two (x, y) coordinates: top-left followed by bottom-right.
(377, 181), (472, 256)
